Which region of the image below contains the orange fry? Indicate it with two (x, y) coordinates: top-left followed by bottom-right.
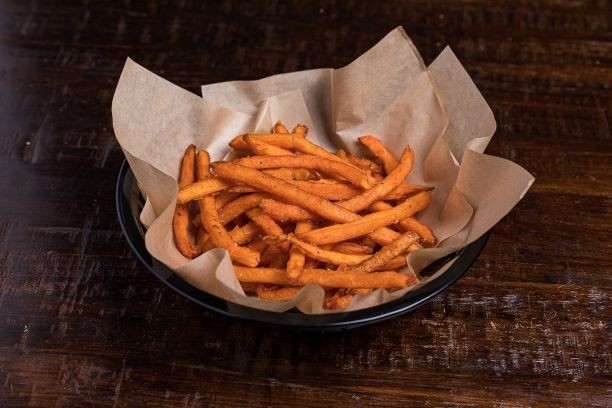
(359, 135), (399, 175)
(297, 191), (432, 245)
(245, 135), (294, 156)
(273, 121), (289, 134)
(218, 193), (267, 225)
(234, 266), (414, 289)
(228, 222), (261, 245)
(177, 178), (230, 203)
(369, 201), (436, 245)
(286, 221), (313, 283)
(233, 155), (375, 189)
(351, 231), (420, 274)
(269, 234), (370, 266)
(246, 208), (289, 252)
(337, 146), (414, 212)
(291, 124), (308, 138)
(332, 242), (374, 255)
(173, 145), (199, 258)
(197, 150), (260, 266)
(256, 285), (300, 301)
(259, 198), (317, 222)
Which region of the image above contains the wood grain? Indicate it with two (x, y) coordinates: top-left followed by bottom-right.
(0, 1), (610, 406)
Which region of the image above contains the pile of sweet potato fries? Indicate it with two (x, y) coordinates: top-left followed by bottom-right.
(173, 122), (435, 309)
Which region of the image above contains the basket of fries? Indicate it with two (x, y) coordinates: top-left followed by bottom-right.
(112, 27), (533, 325)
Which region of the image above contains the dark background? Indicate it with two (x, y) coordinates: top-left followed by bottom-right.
(1, 1), (610, 406)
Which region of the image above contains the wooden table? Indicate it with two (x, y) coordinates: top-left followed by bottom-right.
(1, 1), (610, 406)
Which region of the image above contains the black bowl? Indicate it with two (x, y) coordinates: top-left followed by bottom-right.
(116, 160), (488, 332)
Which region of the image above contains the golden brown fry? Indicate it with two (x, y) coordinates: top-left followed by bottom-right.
(173, 145), (199, 258)
(211, 162), (404, 246)
(259, 198), (317, 222)
(263, 168), (321, 181)
(297, 191), (432, 245)
(269, 234), (370, 266)
(384, 183), (433, 200)
(234, 155), (375, 189)
(291, 124), (308, 138)
(232, 179), (358, 200)
(359, 135), (399, 175)
(177, 178), (230, 203)
(256, 286), (300, 301)
(228, 222), (261, 245)
(230, 133), (360, 171)
(245, 135), (294, 156)
(246, 208), (289, 252)
(378, 255), (408, 270)
(332, 242), (374, 255)
(218, 193), (267, 225)
(369, 201), (436, 245)
(286, 221), (313, 283)
(351, 231), (420, 274)
(273, 121), (289, 134)
(337, 146), (414, 212)
(197, 150), (260, 266)
(234, 266), (413, 289)
(215, 191), (241, 210)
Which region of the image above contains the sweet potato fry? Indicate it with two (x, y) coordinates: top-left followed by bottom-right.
(218, 193), (267, 225)
(234, 266), (412, 289)
(245, 135), (294, 156)
(369, 201), (436, 245)
(273, 121), (289, 134)
(383, 183), (433, 200)
(286, 221), (313, 283)
(263, 168), (320, 181)
(268, 234), (370, 266)
(234, 155), (375, 189)
(173, 145), (199, 258)
(291, 124), (308, 138)
(358, 135), (398, 175)
(297, 191), (432, 245)
(197, 150), (260, 266)
(332, 242), (374, 255)
(259, 198), (317, 222)
(228, 222), (261, 245)
(246, 208), (289, 252)
(177, 178), (229, 203)
(351, 231), (420, 274)
(256, 286), (300, 301)
(337, 146), (414, 212)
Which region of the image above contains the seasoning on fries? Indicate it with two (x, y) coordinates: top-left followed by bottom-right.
(172, 122), (436, 310)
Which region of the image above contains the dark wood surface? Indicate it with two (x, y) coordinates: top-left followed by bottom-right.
(1, 1), (610, 406)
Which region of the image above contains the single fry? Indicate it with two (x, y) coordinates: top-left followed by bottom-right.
(228, 222), (261, 245)
(297, 191), (432, 245)
(259, 198), (317, 222)
(351, 231), (420, 274)
(332, 242), (374, 255)
(177, 178), (229, 203)
(245, 135), (294, 156)
(173, 145), (199, 258)
(369, 201), (436, 245)
(268, 234), (370, 266)
(286, 221), (313, 283)
(218, 193), (267, 225)
(383, 183), (433, 200)
(257, 285), (300, 301)
(337, 146), (414, 212)
(197, 150), (260, 267)
(234, 155), (375, 189)
(273, 121), (289, 134)
(358, 135), (399, 175)
(234, 266), (413, 289)
(291, 124), (308, 138)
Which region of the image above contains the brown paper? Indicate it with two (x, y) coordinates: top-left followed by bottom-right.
(112, 27), (534, 314)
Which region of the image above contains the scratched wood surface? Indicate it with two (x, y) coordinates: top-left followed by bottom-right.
(0, 0), (610, 406)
